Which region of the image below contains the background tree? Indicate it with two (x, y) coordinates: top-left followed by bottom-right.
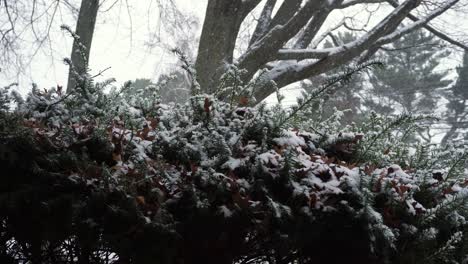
(155, 71), (191, 104)
(195, 0), (467, 102)
(365, 29), (451, 142)
(129, 74), (190, 105)
(0, 0), (78, 77)
(299, 29), (451, 131)
(366, 29), (451, 117)
(300, 32), (366, 125)
(442, 51), (468, 144)
(0, 0), (101, 91)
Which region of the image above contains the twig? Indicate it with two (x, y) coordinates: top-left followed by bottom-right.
(90, 67), (112, 79)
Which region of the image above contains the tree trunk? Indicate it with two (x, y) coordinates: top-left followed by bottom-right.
(195, 0), (259, 93)
(67, 0), (99, 92)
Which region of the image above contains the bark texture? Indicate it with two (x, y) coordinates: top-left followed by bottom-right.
(67, 0), (99, 92)
(195, 0), (260, 93)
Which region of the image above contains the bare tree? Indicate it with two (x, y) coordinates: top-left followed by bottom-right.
(195, 0), (468, 102)
(0, 0), (114, 91)
(0, 0), (78, 79)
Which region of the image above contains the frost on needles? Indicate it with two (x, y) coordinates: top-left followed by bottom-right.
(0, 66), (468, 264)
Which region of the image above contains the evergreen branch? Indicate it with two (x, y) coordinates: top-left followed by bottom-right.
(356, 114), (430, 164)
(172, 48), (200, 95)
(424, 231), (464, 262)
(275, 61), (383, 129)
(444, 151), (468, 181)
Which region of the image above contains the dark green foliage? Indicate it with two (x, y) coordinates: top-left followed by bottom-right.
(303, 32), (367, 125)
(1, 73), (468, 264)
(0, 116), (179, 264)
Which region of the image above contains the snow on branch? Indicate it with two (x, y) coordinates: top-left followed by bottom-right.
(238, 0), (325, 79)
(249, 0), (278, 46)
(263, 0), (421, 89)
(276, 48), (332, 60)
(338, 0), (387, 9)
(308, 19), (346, 49)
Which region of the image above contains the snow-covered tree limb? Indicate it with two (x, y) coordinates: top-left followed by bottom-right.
(276, 48), (331, 60)
(280, 3), (459, 64)
(249, 0), (278, 46)
(238, 0), (328, 80)
(293, 11), (333, 49)
(339, 0), (387, 9)
(251, 0), (422, 101)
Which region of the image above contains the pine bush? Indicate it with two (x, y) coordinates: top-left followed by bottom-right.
(0, 71), (467, 264)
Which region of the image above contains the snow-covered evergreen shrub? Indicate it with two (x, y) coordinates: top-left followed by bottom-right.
(0, 76), (467, 264)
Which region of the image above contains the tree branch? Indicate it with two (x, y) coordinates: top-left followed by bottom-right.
(293, 10), (332, 49)
(268, 0), (302, 31)
(249, 0), (277, 47)
(277, 0), (424, 62)
(242, 0), (263, 14)
(358, 0), (461, 62)
(276, 48), (331, 60)
(338, 0), (386, 9)
(376, 0), (461, 48)
(385, 0), (468, 51)
(252, 0), (422, 102)
(238, 0), (325, 79)
(309, 19), (346, 49)
(3, 0), (16, 35)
